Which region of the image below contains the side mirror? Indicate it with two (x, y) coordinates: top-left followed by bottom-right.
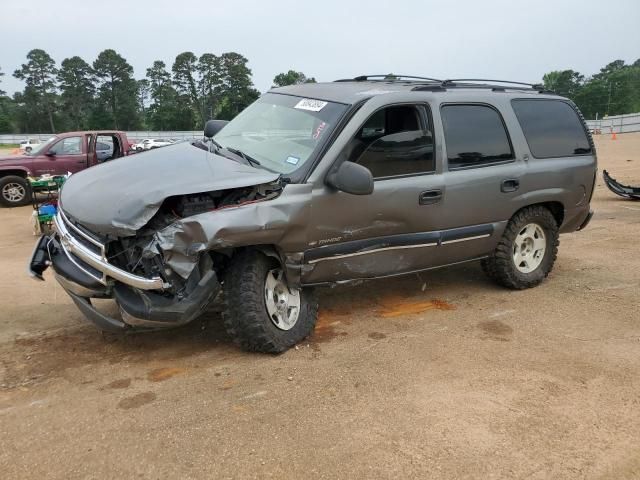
(326, 161), (373, 195)
(204, 119), (229, 138)
(45, 151), (56, 157)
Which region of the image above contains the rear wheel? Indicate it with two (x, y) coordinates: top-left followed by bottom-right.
(0, 175), (32, 207)
(222, 250), (318, 353)
(25, 146), (32, 153)
(482, 206), (559, 289)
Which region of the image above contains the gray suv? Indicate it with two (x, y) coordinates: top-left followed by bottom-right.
(29, 76), (596, 353)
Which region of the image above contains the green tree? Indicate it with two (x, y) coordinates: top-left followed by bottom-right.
(215, 52), (260, 120)
(542, 70), (584, 98)
(92, 49), (140, 130)
(272, 70), (316, 87)
(542, 60), (640, 118)
(0, 67), (13, 132)
(198, 53), (222, 121)
(58, 56), (95, 130)
(137, 78), (150, 127)
(172, 52), (201, 124)
(146, 61), (180, 130)
(13, 49), (58, 132)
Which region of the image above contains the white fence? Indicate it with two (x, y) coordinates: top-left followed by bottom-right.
(1, 113), (639, 144)
(0, 131), (203, 145)
(586, 113), (640, 134)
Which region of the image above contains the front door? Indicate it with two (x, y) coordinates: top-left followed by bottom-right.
(33, 135), (87, 175)
(303, 103), (449, 284)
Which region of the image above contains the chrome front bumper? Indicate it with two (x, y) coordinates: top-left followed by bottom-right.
(53, 210), (167, 291)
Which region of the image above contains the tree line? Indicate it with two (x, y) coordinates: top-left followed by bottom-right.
(542, 59), (640, 119)
(2, 50), (638, 134)
(0, 48), (316, 134)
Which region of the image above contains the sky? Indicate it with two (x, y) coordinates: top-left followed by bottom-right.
(1, 0), (639, 95)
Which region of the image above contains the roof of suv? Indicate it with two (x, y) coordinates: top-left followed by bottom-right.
(271, 78), (561, 105)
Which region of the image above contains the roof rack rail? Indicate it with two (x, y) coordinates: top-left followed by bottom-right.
(441, 79), (549, 92)
(411, 78), (554, 94)
(334, 74), (442, 83)
(443, 78), (536, 87)
(332, 75), (556, 94)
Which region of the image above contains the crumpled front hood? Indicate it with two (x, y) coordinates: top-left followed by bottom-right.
(60, 142), (280, 236)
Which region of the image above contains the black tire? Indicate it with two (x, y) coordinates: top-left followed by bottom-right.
(0, 175), (32, 207)
(222, 250), (318, 353)
(25, 146), (32, 153)
(481, 206), (559, 289)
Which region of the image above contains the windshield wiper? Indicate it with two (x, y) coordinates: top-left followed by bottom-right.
(225, 147), (261, 168)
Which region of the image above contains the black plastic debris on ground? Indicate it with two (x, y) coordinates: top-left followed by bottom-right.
(603, 170), (640, 200)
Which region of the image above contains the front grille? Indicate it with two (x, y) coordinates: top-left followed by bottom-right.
(59, 211), (104, 257)
(68, 252), (103, 278)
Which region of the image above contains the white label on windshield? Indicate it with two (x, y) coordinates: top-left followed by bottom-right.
(294, 99), (328, 112)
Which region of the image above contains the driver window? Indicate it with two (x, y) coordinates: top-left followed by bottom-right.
(50, 136), (82, 155)
(348, 105), (434, 178)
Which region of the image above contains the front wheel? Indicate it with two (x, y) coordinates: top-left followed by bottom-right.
(481, 206), (559, 289)
(222, 250), (318, 353)
(0, 175), (32, 207)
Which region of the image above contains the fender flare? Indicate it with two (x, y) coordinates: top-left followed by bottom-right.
(0, 166), (31, 177)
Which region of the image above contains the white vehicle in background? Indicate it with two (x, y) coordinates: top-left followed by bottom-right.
(143, 138), (173, 150)
(131, 139), (151, 151)
(19, 139), (42, 153)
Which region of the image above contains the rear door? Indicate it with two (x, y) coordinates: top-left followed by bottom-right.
(434, 102), (525, 263)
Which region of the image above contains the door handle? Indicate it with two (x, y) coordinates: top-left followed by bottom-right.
(419, 189), (443, 205)
(501, 179), (520, 193)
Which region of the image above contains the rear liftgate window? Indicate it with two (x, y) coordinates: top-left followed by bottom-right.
(441, 104), (513, 169)
(511, 99), (592, 158)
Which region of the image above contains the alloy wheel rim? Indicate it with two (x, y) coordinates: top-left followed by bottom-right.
(264, 268), (300, 331)
(2, 183), (26, 203)
(513, 223), (546, 274)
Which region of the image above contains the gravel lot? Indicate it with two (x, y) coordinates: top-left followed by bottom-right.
(1, 134), (639, 479)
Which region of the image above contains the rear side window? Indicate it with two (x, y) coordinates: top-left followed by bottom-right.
(511, 99), (592, 158)
(441, 104), (513, 169)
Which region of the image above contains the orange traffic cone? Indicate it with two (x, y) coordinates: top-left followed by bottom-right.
(612, 131), (617, 140)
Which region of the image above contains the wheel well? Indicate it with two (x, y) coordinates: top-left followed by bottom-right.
(0, 170), (28, 179)
(517, 201), (564, 227)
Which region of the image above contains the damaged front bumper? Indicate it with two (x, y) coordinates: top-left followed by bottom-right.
(28, 212), (220, 332)
(603, 170), (640, 200)
(54, 209), (168, 290)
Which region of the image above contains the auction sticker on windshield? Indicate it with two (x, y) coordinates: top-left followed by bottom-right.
(294, 99), (328, 112)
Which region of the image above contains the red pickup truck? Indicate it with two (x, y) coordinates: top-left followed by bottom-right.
(0, 131), (132, 207)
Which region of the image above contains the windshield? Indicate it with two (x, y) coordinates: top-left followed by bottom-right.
(214, 93), (347, 174)
(28, 137), (57, 156)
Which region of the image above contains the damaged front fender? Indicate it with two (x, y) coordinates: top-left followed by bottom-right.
(149, 183), (312, 280)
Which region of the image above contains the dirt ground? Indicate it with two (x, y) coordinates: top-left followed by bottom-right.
(1, 134), (639, 479)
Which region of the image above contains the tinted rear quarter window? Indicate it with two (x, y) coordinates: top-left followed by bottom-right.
(441, 104), (513, 169)
(511, 99), (591, 158)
